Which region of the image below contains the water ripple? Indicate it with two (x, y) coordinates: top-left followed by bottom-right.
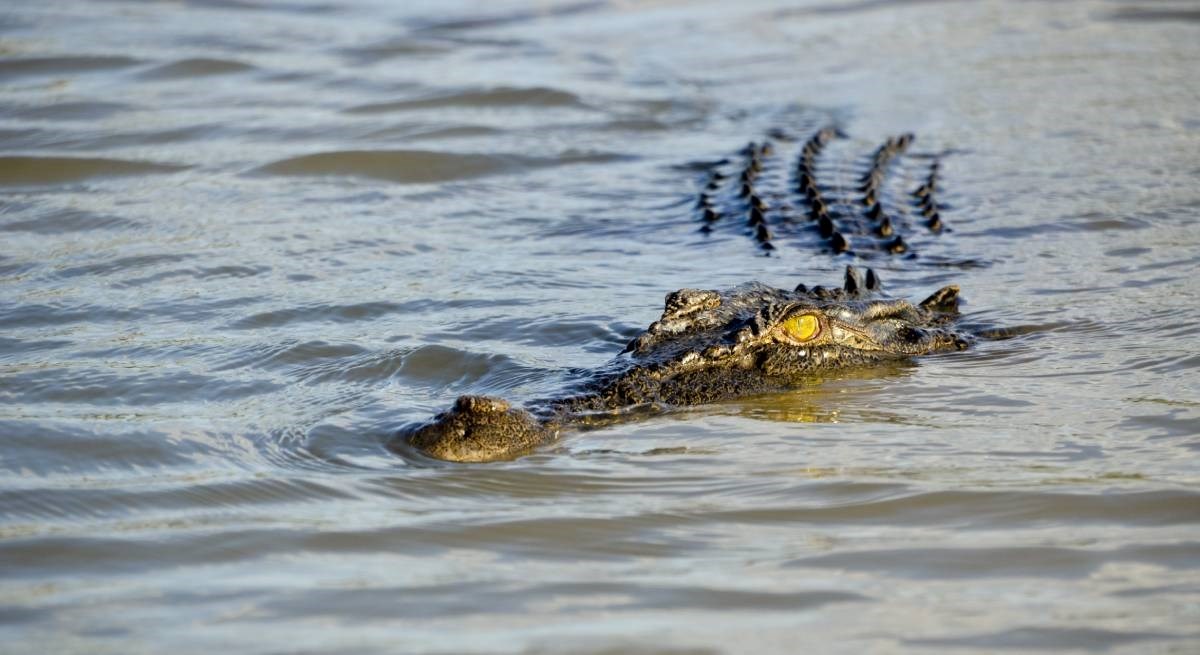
(0, 55), (142, 80)
(0, 302), (140, 328)
(789, 542), (1200, 579)
(4, 101), (132, 121)
(0, 206), (138, 233)
(0, 156), (188, 186)
(138, 57), (254, 80)
(252, 582), (865, 620)
(344, 86), (587, 114)
(0, 366), (280, 406)
(0, 477), (357, 523)
(57, 254), (194, 279)
(254, 149), (629, 184)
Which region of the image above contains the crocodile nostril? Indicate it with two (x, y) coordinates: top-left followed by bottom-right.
(897, 326), (925, 344)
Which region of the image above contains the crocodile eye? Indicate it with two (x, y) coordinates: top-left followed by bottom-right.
(782, 314), (820, 342)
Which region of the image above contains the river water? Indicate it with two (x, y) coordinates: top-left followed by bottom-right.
(2, 1), (1199, 653)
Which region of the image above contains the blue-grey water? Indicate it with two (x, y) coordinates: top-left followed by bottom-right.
(2, 1), (1199, 653)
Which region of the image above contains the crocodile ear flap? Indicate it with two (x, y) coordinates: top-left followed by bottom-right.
(843, 266), (863, 295)
(843, 266), (881, 296)
(919, 285), (961, 313)
(865, 268), (881, 291)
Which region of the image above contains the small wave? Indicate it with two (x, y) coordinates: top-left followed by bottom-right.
(337, 39), (455, 64)
(708, 489), (1200, 528)
(392, 344), (537, 391)
(344, 86), (587, 114)
(0, 156), (188, 186)
(0, 366), (280, 406)
(57, 253), (193, 279)
(0, 207), (138, 234)
(0, 55), (141, 80)
(148, 295), (266, 325)
(116, 264), (270, 288)
(596, 118), (674, 133)
(295, 349), (413, 385)
(408, 1), (606, 32)
(429, 315), (623, 349)
(0, 125), (218, 151)
(0, 302), (140, 329)
(1117, 408), (1200, 440)
(254, 149), (626, 184)
(5, 101), (131, 121)
(773, 0), (950, 18)
(225, 301), (409, 329)
(212, 339), (370, 373)
(971, 215), (1150, 240)
(1109, 7), (1200, 23)
(905, 626), (1188, 651)
(225, 297), (527, 330)
(789, 542), (1200, 580)
(0, 337), (71, 360)
(0, 421), (206, 476)
(0, 477), (356, 524)
(138, 57), (254, 80)
(248, 582), (863, 622)
(1129, 352), (1200, 375)
(362, 124), (503, 142)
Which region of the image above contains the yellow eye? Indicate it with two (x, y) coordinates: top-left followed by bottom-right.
(782, 314), (820, 342)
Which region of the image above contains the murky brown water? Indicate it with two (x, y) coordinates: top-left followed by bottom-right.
(2, 0), (1199, 652)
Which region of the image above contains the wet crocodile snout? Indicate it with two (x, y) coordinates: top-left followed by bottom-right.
(406, 395), (557, 463)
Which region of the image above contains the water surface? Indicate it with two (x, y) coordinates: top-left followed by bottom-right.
(2, 0), (1199, 652)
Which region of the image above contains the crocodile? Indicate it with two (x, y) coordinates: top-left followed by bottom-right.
(397, 127), (976, 462)
(400, 266), (968, 462)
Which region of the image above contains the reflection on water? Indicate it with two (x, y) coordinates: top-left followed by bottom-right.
(2, 0), (1200, 652)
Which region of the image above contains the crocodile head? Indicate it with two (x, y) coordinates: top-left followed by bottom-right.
(582, 266), (968, 408)
(402, 267), (968, 463)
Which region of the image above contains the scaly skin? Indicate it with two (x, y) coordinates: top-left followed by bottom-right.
(401, 266), (969, 463)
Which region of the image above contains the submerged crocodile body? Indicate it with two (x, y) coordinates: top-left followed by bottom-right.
(399, 127), (975, 462)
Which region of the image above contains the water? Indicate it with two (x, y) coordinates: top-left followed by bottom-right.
(2, 0), (1199, 652)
